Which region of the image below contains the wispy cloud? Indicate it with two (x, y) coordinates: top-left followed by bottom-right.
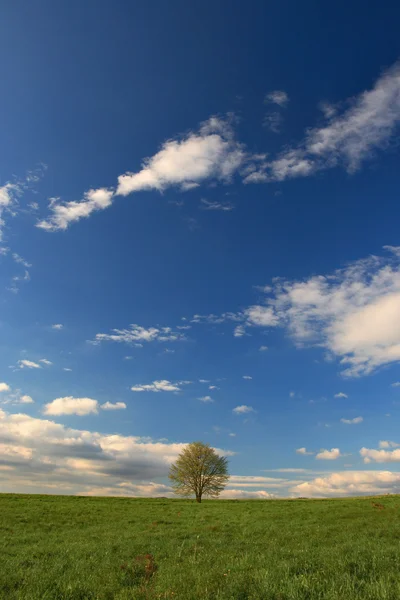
(131, 380), (190, 393)
(198, 395), (214, 403)
(334, 392), (348, 398)
(39, 359), (52, 366)
(17, 359), (41, 369)
(200, 198), (234, 211)
(341, 416), (363, 424)
(51, 324), (64, 330)
(92, 324), (186, 345)
(37, 188), (114, 232)
(247, 62), (400, 182)
(265, 90), (289, 107)
(242, 375), (252, 380)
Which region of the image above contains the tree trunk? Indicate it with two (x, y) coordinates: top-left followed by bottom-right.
(196, 494), (201, 503)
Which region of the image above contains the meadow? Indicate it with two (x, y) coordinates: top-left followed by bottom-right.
(1, 493), (400, 599)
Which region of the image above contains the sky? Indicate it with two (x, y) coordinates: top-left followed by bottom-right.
(2, 0), (400, 499)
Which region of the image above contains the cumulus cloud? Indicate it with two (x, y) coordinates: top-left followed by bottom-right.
(17, 360), (41, 369)
(101, 402), (126, 411)
(20, 395), (34, 404)
(335, 392), (348, 398)
(43, 397), (99, 416)
(247, 62), (400, 182)
(198, 396), (214, 403)
(291, 470), (400, 497)
(0, 383), (10, 393)
(341, 416), (363, 424)
(0, 409), (235, 496)
(240, 247), (400, 377)
(37, 188), (114, 231)
(233, 405), (255, 414)
(92, 324), (186, 345)
(116, 117), (246, 196)
(296, 447), (314, 455)
(316, 448), (342, 460)
(131, 380), (189, 393)
(360, 446), (400, 463)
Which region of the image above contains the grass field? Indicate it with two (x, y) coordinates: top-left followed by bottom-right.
(2, 493), (400, 599)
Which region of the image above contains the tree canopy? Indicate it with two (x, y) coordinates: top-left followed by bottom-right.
(169, 441), (229, 502)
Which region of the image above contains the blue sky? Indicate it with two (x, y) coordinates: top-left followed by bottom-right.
(2, 0), (400, 498)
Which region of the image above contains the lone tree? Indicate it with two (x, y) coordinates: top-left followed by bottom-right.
(169, 441), (229, 503)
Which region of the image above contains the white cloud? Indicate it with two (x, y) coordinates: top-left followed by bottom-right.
(93, 324), (186, 345)
(0, 383), (10, 393)
(229, 433), (236, 437)
(379, 440), (400, 449)
(242, 375), (252, 380)
(199, 379), (210, 383)
(360, 446), (400, 463)
(265, 90), (289, 107)
(39, 359), (52, 366)
(233, 405), (255, 414)
(233, 325), (246, 338)
(290, 470), (400, 497)
(391, 382), (400, 387)
(209, 385), (219, 390)
(12, 253), (31, 268)
(341, 416), (363, 424)
(296, 447), (314, 455)
(289, 391), (295, 398)
(131, 380), (189, 393)
(259, 345), (268, 352)
(241, 247), (400, 377)
(44, 397), (99, 416)
(101, 402), (126, 411)
(20, 395), (34, 404)
(116, 117), (246, 197)
(17, 360), (41, 369)
(52, 324), (64, 330)
(37, 188), (114, 231)
(0, 409), (236, 496)
(63, 368), (72, 372)
(191, 312), (242, 325)
(247, 62), (400, 182)
(220, 489), (274, 499)
(200, 199), (234, 211)
(316, 448), (342, 460)
(334, 392), (348, 398)
(198, 396), (214, 403)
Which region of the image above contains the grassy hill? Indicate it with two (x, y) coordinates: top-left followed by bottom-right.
(1, 493), (400, 599)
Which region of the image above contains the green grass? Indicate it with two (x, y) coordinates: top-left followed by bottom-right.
(2, 494), (400, 599)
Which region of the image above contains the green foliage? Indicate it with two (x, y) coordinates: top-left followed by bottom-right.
(2, 493), (400, 599)
(169, 441), (229, 501)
